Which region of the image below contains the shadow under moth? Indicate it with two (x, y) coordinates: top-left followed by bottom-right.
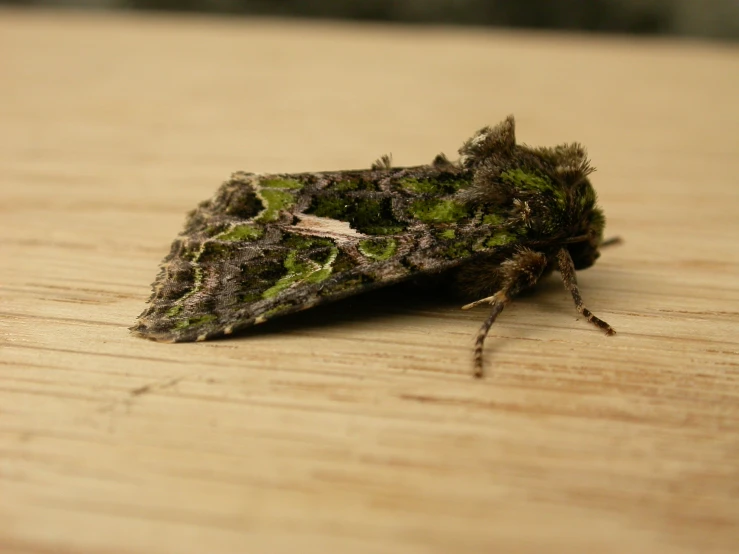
(132, 116), (617, 377)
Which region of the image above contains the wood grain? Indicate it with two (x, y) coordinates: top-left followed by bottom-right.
(1, 8), (738, 554)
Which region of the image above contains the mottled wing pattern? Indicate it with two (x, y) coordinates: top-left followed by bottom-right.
(132, 167), (511, 342)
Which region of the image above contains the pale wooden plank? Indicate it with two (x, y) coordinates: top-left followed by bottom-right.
(1, 8), (738, 554)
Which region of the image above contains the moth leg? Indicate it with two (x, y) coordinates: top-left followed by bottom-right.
(557, 248), (615, 336)
(461, 295), (497, 311)
(468, 291), (509, 378)
(462, 249), (548, 378)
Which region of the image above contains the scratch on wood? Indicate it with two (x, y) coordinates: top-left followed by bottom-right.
(130, 376), (185, 397)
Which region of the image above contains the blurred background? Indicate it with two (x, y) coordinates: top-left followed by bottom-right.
(4, 0), (738, 40)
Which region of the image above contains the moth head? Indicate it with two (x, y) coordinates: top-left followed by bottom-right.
(543, 144), (604, 270)
(565, 193), (606, 270)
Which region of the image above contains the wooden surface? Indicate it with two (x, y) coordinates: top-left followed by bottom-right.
(1, 8), (738, 554)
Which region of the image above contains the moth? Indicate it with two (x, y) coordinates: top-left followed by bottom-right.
(132, 116), (616, 377)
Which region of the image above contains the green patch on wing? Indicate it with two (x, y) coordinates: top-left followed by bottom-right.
(434, 228), (472, 259)
(197, 240), (233, 262)
(485, 232), (517, 248)
(308, 195), (405, 235)
(307, 196), (346, 219)
(219, 224), (264, 241)
(281, 233), (334, 251)
(400, 175), (472, 195)
(174, 314), (217, 330)
(332, 180), (359, 192)
(410, 199), (468, 223)
(258, 189), (297, 222)
(165, 304), (183, 317)
(328, 177), (379, 193)
(260, 178), (304, 189)
(203, 223), (230, 237)
(482, 213), (505, 226)
(261, 304), (293, 320)
(358, 238), (397, 261)
(500, 168), (566, 207)
(262, 239), (339, 299)
(443, 242), (471, 259)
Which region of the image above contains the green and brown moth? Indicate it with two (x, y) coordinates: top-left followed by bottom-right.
(132, 116), (616, 377)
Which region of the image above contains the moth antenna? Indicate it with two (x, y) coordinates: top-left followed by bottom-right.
(371, 154), (393, 170)
(557, 248), (615, 335)
(464, 248), (548, 377)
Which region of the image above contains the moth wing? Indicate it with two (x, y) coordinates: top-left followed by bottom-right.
(132, 220), (435, 342)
